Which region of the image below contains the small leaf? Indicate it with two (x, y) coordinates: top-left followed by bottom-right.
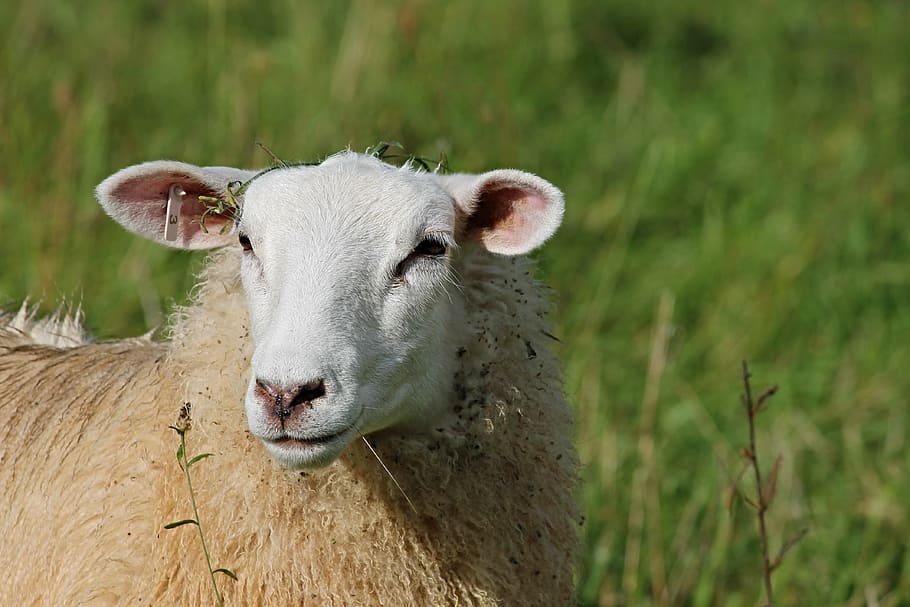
(188, 453), (215, 467)
(164, 519), (199, 529)
(214, 568), (238, 581)
(176, 442), (185, 464)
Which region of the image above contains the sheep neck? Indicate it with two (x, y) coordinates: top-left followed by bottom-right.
(154, 245), (579, 602)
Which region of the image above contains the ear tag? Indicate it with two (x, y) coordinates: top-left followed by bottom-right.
(164, 185), (185, 241)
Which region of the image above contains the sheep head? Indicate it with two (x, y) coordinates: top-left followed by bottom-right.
(96, 152), (564, 469)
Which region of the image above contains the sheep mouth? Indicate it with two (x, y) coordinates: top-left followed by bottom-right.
(254, 407), (366, 469)
(268, 431), (348, 448)
(261, 426), (359, 469)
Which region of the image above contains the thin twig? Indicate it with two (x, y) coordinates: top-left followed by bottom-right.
(741, 361), (774, 607)
(770, 527), (809, 572)
(362, 436), (418, 514)
(725, 461), (752, 513)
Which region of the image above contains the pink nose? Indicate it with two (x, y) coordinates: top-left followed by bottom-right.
(255, 378), (326, 420)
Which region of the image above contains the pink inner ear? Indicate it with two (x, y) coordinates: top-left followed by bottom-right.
(111, 174), (235, 244)
(465, 186), (548, 253)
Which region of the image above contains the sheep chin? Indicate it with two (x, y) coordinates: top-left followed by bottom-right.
(261, 429), (355, 469)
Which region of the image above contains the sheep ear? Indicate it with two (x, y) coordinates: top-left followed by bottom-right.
(435, 170), (564, 255)
(96, 161), (257, 250)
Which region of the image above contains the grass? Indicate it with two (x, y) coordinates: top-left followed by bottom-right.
(2, 0), (909, 604)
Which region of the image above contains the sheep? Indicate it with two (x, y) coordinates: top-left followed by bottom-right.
(0, 152), (579, 606)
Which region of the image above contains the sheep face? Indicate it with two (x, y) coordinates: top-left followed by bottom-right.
(236, 156), (461, 468)
(96, 152), (564, 469)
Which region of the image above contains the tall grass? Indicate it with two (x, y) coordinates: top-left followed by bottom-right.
(2, 1), (908, 604)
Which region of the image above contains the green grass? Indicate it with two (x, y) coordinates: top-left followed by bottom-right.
(2, 1), (909, 604)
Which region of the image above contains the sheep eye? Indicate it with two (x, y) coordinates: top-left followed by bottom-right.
(239, 233), (253, 252)
(392, 236), (448, 279)
(413, 237), (447, 257)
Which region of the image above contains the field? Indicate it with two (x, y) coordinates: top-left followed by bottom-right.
(2, 1), (909, 604)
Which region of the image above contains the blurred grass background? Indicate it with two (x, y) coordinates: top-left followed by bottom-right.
(2, 1), (909, 604)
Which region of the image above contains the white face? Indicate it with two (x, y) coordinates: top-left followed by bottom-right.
(236, 157), (460, 467)
(97, 152), (564, 470)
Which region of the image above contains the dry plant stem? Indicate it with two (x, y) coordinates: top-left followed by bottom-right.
(771, 527), (808, 572)
(362, 436), (418, 514)
(176, 430), (225, 607)
(741, 361), (774, 607)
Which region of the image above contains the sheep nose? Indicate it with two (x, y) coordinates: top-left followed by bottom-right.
(255, 378), (326, 420)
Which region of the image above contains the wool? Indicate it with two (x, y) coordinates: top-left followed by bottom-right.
(0, 246), (579, 605)
(0, 302), (89, 348)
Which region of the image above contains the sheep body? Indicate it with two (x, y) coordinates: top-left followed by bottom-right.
(0, 244), (579, 604)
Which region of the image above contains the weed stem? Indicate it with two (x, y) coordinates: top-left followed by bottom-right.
(741, 361), (774, 607)
(176, 429), (224, 607)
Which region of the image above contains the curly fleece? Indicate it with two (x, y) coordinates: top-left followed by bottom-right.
(0, 246), (579, 606)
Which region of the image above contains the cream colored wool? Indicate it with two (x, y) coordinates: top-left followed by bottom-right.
(0, 246), (579, 605)
(0, 302), (89, 347)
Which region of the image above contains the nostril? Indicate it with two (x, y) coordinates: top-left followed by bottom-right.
(290, 379), (326, 409)
(255, 378), (278, 401)
(254, 378), (326, 420)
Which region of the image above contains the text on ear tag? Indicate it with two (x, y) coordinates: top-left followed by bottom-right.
(164, 185), (185, 241)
